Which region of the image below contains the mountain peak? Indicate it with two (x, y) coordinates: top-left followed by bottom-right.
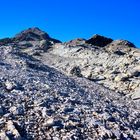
(86, 34), (113, 47)
(14, 27), (50, 42)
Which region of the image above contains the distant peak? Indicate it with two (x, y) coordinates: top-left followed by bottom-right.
(110, 40), (136, 48)
(22, 27), (48, 35)
(28, 27), (42, 30)
(66, 38), (86, 46)
(86, 34), (113, 47)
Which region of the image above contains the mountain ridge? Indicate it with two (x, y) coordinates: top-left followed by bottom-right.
(0, 27), (137, 48)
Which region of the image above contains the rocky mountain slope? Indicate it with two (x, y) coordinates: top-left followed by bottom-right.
(41, 34), (140, 99)
(0, 27), (140, 140)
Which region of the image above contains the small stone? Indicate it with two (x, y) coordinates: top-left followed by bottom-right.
(4, 113), (12, 118)
(114, 75), (120, 82)
(131, 87), (140, 100)
(44, 118), (54, 127)
(0, 118), (5, 125)
(42, 107), (47, 118)
(0, 106), (4, 116)
(45, 84), (50, 89)
(53, 137), (60, 140)
(9, 105), (24, 115)
(107, 116), (116, 122)
(5, 80), (15, 91)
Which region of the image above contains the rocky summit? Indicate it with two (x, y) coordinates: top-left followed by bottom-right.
(0, 28), (140, 140)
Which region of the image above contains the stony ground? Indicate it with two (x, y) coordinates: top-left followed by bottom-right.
(0, 28), (140, 140)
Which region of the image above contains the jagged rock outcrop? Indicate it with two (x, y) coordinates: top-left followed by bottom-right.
(0, 38), (13, 46)
(86, 34), (113, 47)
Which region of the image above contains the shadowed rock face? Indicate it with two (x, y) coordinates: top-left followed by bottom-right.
(86, 34), (113, 47)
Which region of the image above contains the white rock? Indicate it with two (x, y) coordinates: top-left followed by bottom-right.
(44, 118), (54, 127)
(42, 107), (47, 118)
(9, 105), (24, 115)
(131, 87), (140, 100)
(7, 120), (21, 140)
(5, 80), (14, 91)
(0, 131), (9, 140)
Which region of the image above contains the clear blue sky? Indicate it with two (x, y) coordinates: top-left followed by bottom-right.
(0, 0), (140, 47)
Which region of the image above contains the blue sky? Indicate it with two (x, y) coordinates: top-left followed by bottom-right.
(0, 0), (140, 47)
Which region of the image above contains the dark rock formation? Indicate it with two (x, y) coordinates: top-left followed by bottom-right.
(0, 38), (13, 46)
(86, 34), (113, 47)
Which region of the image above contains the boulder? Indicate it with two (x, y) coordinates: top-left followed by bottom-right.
(69, 66), (82, 77)
(4, 80), (15, 91)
